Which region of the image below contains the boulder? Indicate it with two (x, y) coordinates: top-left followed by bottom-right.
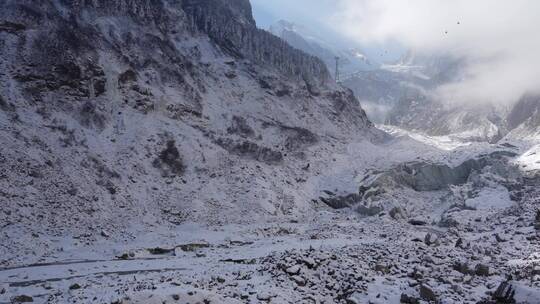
(475, 264), (490, 276)
(69, 283), (81, 290)
(285, 265), (301, 275)
(494, 233), (507, 243)
(409, 219), (428, 226)
(400, 293), (420, 304)
(256, 293), (272, 301)
(291, 275), (306, 286)
(11, 295), (34, 303)
(424, 233), (438, 246)
(492, 281), (515, 303)
(453, 262), (472, 275)
(419, 284), (437, 302)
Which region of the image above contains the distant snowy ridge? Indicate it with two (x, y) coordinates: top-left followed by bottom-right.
(267, 19), (375, 78)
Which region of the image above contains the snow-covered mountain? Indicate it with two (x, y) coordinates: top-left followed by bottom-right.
(506, 95), (540, 140)
(342, 51), (463, 123)
(0, 0), (376, 266)
(343, 51), (538, 144)
(266, 23), (512, 143)
(1, 2), (539, 304)
(268, 20), (375, 78)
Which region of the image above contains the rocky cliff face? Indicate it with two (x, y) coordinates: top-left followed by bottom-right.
(0, 0), (374, 266)
(183, 2), (330, 85)
(505, 95), (540, 140)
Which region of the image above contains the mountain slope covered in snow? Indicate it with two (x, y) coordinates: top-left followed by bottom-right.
(0, 0), (375, 266)
(344, 52), (540, 144)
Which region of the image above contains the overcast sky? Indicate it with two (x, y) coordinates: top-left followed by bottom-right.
(251, 0), (354, 49)
(252, 0), (540, 105)
(251, 0), (335, 31)
(250, 0), (402, 62)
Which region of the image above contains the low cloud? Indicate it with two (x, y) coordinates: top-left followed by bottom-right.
(332, 0), (540, 105)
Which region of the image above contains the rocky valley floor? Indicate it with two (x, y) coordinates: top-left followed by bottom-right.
(1, 205), (539, 304)
(1, 129), (539, 304)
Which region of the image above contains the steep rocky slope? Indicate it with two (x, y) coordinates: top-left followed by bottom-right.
(0, 0), (375, 266)
(506, 95), (540, 141)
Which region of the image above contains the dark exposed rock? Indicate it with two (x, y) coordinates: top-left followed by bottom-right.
(400, 294), (420, 304)
(66, 187), (78, 196)
(11, 295), (34, 303)
(153, 140), (185, 177)
(116, 253), (132, 260)
(535, 209), (540, 230)
(79, 101), (106, 130)
(118, 70), (138, 85)
(227, 116), (255, 138)
(215, 138), (283, 165)
(408, 219), (428, 226)
(419, 284), (437, 302)
(475, 264), (490, 276)
(100, 230), (110, 238)
(374, 264), (390, 274)
(258, 78), (272, 90)
(320, 193), (361, 209)
(148, 247), (174, 255)
(85, 156), (121, 180)
(220, 258), (257, 265)
(424, 233), (438, 246)
(275, 87), (291, 97)
(439, 216), (459, 228)
(0, 21), (26, 33)
(389, 206), (405, 220)
(495, 233), (507, 243)
(175, 242), (210, 253)
(285, 265), (301, 275)
(256, 293), (272, 302)
(0, 95), (15, 111)
(69, 283), (81, 290)
(283, 127), (318, 151)
(327, 89), (372, 128)
(492, 281), (516, 304)
(453, 262), (472, 275)
(224, 71), (237, 79)
(507, 95), (540, 130)
(291, 275), (306, 286)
